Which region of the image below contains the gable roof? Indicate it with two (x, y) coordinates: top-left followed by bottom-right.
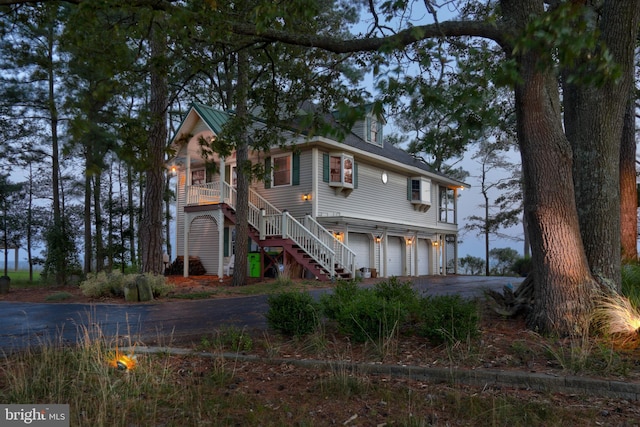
(191, 103), (232, 134)
(171, 102), (468, 188)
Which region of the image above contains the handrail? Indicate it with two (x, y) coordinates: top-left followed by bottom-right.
(280, 211), (336, 278)
(301, 215), (355, 276)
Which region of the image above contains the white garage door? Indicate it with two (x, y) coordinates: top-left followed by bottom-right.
(189, 215), (218, 275)
(348, 233), (371, 271)
(386, 236), (403, 277)
(418, 239), (430, 276)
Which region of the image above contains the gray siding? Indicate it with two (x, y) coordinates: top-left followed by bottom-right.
(250, 148), (314, 219)
(316, 155), (439, 229)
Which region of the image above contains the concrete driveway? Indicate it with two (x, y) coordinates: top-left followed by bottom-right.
(0, 275), (522, 353)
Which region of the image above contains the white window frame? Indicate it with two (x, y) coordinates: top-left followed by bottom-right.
(410, 177), (431, 205)
(271, 153), (292, 187)
(439, 186), (456, 223)
(329, 153), (354, 189)
(366, 115), (383, 146)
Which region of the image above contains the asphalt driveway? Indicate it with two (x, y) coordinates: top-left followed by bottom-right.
(0, 275), (522, 353)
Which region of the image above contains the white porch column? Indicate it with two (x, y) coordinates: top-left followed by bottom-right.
(218, 155), (226, 279)
(218, 209), (225, 278)
(183, 212), (190, 277)
(219, 155), (226, 202)
(382, 230), (388, 278)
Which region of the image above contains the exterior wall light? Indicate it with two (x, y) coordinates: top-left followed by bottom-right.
(375, 235), (382, 244)
(302, 193), (312, 201)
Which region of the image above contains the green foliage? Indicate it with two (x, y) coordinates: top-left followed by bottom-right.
(213, 326), (254, 353)
(320, 279), (359, 320)
(79, 271), (173, 299)
(40, 218), (82, 285)
(330, 289), (407, 343)
(459, 255), (485, 275)
(266, 291), (320, 337)
(621, 263), (640, 307)
(512, 1), (621, 86)
(417, 295), (479, 345)
(45, 291), (73, 301)
(372, 276), (420, 313)
(511, 256), (532, 277)
(489, 247), (520, 276)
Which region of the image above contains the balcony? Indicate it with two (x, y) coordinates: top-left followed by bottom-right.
(186, 182), (220, 206)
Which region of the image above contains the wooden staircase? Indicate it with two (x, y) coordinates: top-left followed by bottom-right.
(220, 203), (352, 281)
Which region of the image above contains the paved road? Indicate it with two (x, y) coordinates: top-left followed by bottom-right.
(0, 275), (521, 353)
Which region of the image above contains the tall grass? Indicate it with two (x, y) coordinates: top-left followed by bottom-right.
(621, 262), (640, 307)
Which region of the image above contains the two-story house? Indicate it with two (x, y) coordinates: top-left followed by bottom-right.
(168, 102), (468, 281)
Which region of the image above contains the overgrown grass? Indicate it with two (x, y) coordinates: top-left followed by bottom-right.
(621, 262), (640, 307)
(0, 329), (620, 426)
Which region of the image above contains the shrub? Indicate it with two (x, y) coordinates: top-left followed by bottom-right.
(267, 291), (320, 336)
(418, 295), (479, 345)
(320, 280), (360, 320)
(511, 256), (532, 277)
(331, 289), (407, 343)
(79, 271), (173, 299)
(373, 277), (419, 311)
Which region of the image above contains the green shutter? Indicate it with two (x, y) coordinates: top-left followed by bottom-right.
(223, 227), (229, 257)
(407, 178), (412, 200)
(354, 162), (358, 189)
(264, 157), (271, 189)
(322, 153), (329, 182)
(292, 152), (300, 186)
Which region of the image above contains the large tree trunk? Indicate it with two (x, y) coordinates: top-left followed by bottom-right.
(620, 91), (638, 262)
(503, 0), (600, 336)
(83, 167), (92, 274)
(564, 1), (640, 290)
(140, 17), (168, 275)
(93, 174), (105, 272)
(232, 49), (249, 287)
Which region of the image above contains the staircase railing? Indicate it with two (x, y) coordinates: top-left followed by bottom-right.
(216, 181), (353, 278)
(300, 215), (355, 276)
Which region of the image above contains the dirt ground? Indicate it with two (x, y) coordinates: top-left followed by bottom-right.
(3, 276), (640, 425)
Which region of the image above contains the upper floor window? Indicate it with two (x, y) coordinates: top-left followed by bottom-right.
(326, 153), (354, 189)
(191, 169), (205, 185)
(265, 152), (300, 189)
(408, 177), (431, 212)
(272, 154), (292, 187)
(439, 186), (456, 223)
(366, 115), (383, 146)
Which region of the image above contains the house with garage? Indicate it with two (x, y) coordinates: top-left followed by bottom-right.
(168, 102), (468, 281)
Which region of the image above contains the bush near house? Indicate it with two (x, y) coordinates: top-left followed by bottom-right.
(266, 291), (320, 336)
(273, 278), (482, 346)
(79, 271), (174, 299)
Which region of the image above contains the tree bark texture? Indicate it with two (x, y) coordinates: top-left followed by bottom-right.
(232, 49), (249, 287)
(620, 89), (638, 262)
(502, 0), (600, 335)
(563, 1), (640, 290)
(140, 17), (168, 275)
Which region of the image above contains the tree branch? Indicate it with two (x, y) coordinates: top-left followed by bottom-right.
(231, 20), (509, 54)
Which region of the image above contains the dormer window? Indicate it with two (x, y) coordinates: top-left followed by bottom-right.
(408, 177), (431, 212)
(366, 115), (383, 146)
